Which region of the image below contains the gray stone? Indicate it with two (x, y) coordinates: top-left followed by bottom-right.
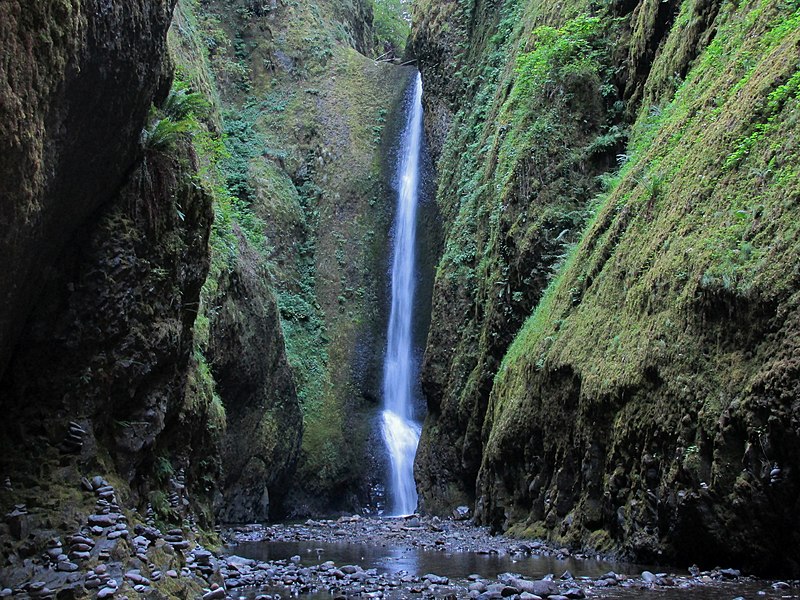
(341, 565), (360, 574)
(511, 578), (557, 597)
(89, 513), (119, 527)
(772, 582), (791, 590)
(125, 571), (150, 585)
(453, 506), (470, 520)
(202, 589), (226, 600)
(69, 535), (93, 545)
(641, 571), (656, 583)
(107, 530), (128, 540)
(57, 561), (79, 572)
(719, 568), (740, 579)
(97, 587), (116, 599)
(71, 543), (92, 552)
(6, 508), (29, 540)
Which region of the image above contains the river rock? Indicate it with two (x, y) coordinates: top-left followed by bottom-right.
(202, 588), (226, 600)
(719, 568), (740, 579)
(57, 561), (79, 572)
(772, 581), (791, 590)
(453, 506), (470, 520)
(341, 565), (361, 574)
(88, 514), (118, 527)
(511, 578), (556, 597)
(469, 582), (487, 592)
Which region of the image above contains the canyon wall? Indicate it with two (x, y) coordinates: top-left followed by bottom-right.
(411, 0), (800, 575)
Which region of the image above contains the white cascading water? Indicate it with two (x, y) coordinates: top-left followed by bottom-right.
(381, 73), (424, 516)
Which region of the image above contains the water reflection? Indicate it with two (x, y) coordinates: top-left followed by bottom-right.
(233, 540), (642, 580)
(231, 540), (798, 600)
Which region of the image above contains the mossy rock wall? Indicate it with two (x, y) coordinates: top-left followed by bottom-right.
(184, 0), (415, 514)
(413, 0), (800, 574)
(0, 0), (176, 376)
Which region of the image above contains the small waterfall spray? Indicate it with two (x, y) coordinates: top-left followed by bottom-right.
(381, 73), (424, 516)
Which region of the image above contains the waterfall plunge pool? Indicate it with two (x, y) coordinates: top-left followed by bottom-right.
(227, 535), (791, 600)
(222, 520), (796, 599)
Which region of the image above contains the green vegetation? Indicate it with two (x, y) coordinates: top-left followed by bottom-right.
(414, 0), (800, 569)
(165, 0), (413, 512)
(490, 0), (798, 561)
(372, 0), (411, 54)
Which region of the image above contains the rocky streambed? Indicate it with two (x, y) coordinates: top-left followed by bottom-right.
(3, 497), (798, 600)
(221, 516), (800, 600)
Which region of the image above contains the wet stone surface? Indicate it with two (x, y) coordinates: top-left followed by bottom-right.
(222, 516), (800, 600)
(3, 502), (799, 599)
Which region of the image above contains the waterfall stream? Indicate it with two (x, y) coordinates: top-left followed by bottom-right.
(381, 73), (424, 516)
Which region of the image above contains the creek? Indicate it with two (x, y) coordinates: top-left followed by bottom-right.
(225, 519), (796, 600)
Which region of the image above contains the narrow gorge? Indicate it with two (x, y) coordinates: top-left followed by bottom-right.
(0, 0), (799, 597)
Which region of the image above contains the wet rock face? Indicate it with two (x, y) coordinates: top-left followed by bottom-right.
(0, 148), (213, 498)
(412, 0), (800, 577)
(208, 235), (303, 523)
(0, 0), (176, 377)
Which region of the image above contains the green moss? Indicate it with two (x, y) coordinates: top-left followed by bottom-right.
(476, 0), (800, 561)
(169, 0), (413, 507)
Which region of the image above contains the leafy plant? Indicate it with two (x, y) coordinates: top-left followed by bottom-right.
(372, 0), (411, 54)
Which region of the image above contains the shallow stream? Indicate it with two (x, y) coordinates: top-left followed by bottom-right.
(230, 538), (797, 600)
(234, 539), (639, 580)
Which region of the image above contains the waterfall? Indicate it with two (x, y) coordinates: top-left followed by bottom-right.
(381, 72), (424, 516)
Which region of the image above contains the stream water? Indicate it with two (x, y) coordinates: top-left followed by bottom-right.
(234, 539), (638, 580)
(381, 72), (424, 516)
(231, 537), (795, 600)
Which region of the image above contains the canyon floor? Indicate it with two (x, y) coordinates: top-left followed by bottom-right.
(220, 516), (800, 599)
